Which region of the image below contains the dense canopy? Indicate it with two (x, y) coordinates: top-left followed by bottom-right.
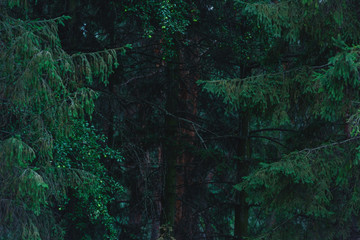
(2, 0), (360, 239)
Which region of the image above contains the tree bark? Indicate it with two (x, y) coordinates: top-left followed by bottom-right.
(174, 43), (199, 240)
(234, 112), (250, 239)
(161, 32), (200, 240)
(161, 61), (180, 230)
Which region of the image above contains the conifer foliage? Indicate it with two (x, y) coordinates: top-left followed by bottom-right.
(200, 0), (360, 239)
(4, 0), (360, 239)
(0, 4), (124, 239)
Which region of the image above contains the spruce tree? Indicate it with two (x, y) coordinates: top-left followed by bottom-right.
(0, 2), (125, 239)
(200, 0), (360, 239)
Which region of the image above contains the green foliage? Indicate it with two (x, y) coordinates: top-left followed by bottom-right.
(198, 75), (283, 112)
(198, 1), (360, 239)
(198, 67), (316, 125)
(51, 120), (124, 239)
(124, 0), (192, 60)
(313, 38), (360, 120)
(240, 0), (360, 45)
(5, 0), (360, 239)
(0, 9), (125, 240)
(237, 141), (360, 239)
(242, 1), (300, 42)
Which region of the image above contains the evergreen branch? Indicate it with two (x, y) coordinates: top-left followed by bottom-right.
(250, 128), (297, 134)
(71, 47), (125, 57)
(176, 181), (235, 189)
(192, 234), (236, 239)
(206, 135), (246, 140)
(120, 69), (164, 86)
(198, 68), (298, 84)
(250, 215), (297, 240)
(207, 134), (287, 148)
(199, 63), (329, 84)
(249, 135), (288, 149)
(142, 100), (218, 137)
(301, 136), (360, 153)
(0, 130), (12, 134)
(312, 63), (331, 69)
(24, 16), (71, 24)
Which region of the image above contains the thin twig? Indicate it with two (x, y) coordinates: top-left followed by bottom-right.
(192, 123), (207, 149)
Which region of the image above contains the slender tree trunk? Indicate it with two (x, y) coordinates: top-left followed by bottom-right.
(151, 146), (163, 240)
(107, 80), (115, 147)
(234, 112), (250, 239)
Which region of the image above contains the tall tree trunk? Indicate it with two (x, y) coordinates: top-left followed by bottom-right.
(161, 61), (180, 232)
(174, 48), (199, 240)
(161, 33), (200, 240)
(234, 112), (250, 239)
